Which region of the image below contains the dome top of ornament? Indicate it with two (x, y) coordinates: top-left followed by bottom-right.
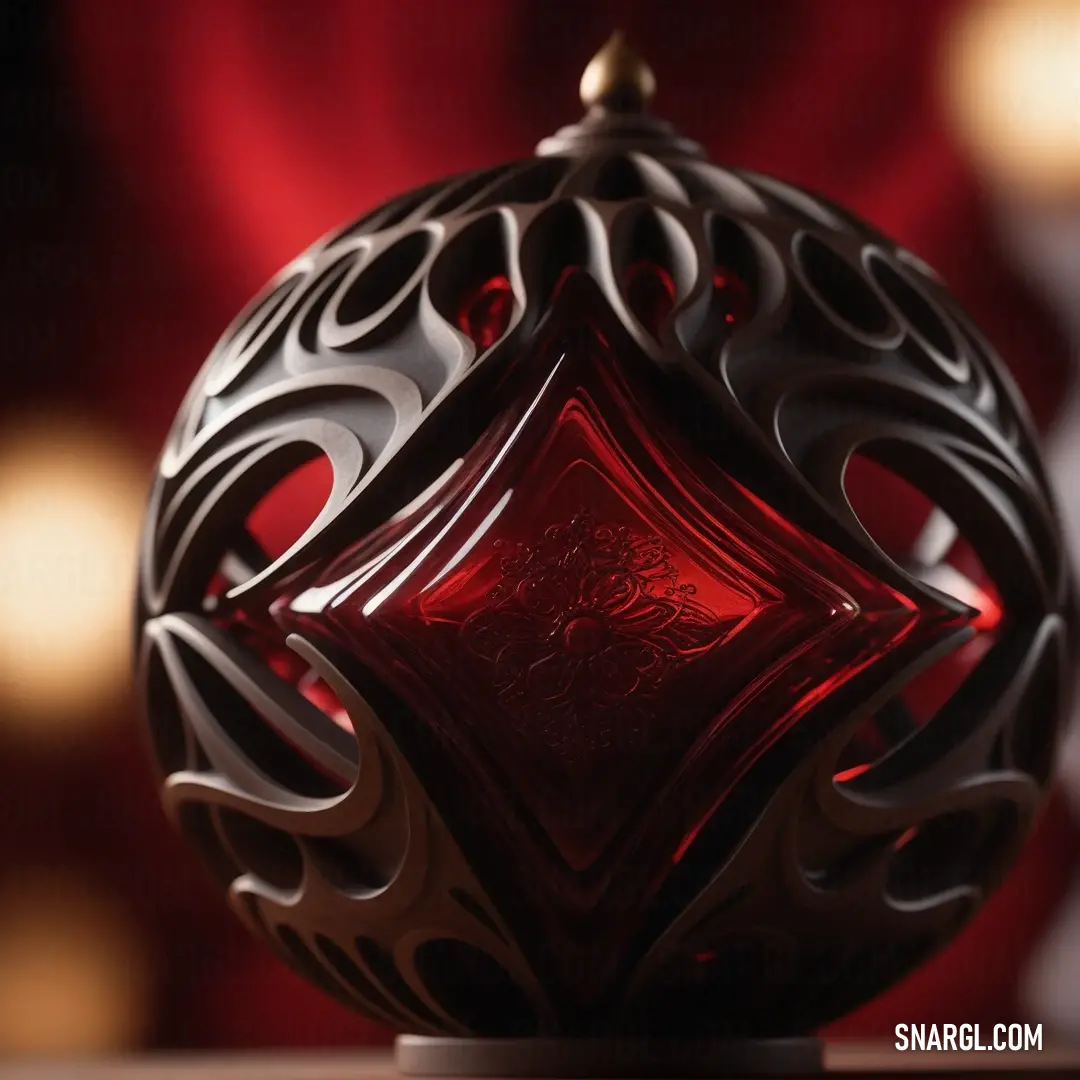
(535, 32), (704, 159)
(305, 32), (886, 264)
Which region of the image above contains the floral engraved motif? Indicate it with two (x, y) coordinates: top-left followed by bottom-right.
(461, 510), (726, 763)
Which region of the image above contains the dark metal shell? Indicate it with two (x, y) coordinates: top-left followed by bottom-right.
(135, 134), (1076, 1037)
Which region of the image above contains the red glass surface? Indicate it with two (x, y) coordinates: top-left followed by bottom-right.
(457, 273), (513, 349)
(621, 261), (752, 338)
(832, 457), (1004, 783)
(623, 260), (675, 337)
(207, 455), (351, 781)
(712, 267), (751, 326)
(271, 280), (964, 1000)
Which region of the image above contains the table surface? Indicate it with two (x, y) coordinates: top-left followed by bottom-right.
(1, 1043), (1079, 1079)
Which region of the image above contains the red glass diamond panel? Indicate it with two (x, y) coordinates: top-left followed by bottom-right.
(273, 281), (963, 1000)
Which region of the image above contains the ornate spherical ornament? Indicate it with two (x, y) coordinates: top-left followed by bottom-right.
(135, 37), (1076, 1050)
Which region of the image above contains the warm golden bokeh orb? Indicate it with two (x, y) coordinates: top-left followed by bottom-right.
(942, 0), (1080, 199)
(0, 415), (147, 737)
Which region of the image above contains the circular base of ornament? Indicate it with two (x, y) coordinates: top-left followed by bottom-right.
(394, 1035), (824, 1077)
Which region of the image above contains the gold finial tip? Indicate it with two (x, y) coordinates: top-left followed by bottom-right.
(579, 31), (656, 114)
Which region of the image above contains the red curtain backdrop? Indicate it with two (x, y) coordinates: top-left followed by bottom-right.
(25, 0), (1076, 1046)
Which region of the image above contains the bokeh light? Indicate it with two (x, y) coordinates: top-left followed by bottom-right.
(942, 0), (1080, 199)
(0, 872), (150, 1056)
(0, 415), (147, 736)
